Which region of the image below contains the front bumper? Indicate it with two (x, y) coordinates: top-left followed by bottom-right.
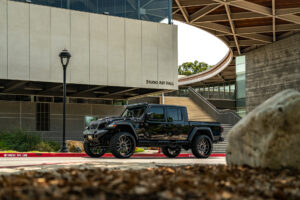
(83, 129), (109, 142)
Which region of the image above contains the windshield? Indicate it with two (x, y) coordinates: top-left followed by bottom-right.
(121, 106), (146, 118)
(89, 122), (98, 129)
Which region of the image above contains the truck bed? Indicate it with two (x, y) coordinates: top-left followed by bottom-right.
(189, 121), (223, 139)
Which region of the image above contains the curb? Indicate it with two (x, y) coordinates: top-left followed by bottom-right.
(0, 153), (226, 158)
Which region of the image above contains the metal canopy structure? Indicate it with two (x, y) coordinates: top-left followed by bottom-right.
(173, 0), (300, 85)
(0, 80), (161, 100)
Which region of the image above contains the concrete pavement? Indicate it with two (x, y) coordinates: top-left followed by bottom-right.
(0, 157), (226, 174)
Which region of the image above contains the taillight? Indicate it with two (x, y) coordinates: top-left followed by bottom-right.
(221, 126), (224, 133)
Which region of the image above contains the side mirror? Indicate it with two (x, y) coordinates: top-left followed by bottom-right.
(146, 112), (154, 119)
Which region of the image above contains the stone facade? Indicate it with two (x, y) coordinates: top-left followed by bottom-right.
(245, 33), (300, 112)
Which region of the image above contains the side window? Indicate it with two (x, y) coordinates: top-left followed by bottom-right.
(167, 107), (183, 121)
(148, 106), (165, 121)
(178, 108), (183, 121)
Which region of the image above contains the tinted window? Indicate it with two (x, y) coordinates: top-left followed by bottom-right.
(148, 107), (165, 120)
(167, 107), (182, 121)
(121, 107), (145, 118)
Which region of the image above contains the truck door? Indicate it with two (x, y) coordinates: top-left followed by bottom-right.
(144, 106), (168, 140)
(166, 107), (189, 140)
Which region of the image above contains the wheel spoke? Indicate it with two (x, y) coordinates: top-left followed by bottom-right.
(116, 135), (133, 156)
(197, 138), (210, 156)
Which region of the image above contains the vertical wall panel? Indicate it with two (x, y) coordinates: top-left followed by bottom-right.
(30, 5), (51, 81)
(173, 26), (178, 88)
(158, 23), (173, 89)
(70, 11), (90, 84)
(0, 0), (7, 79)
(7, 1), (29, 80)
(2, 1), (178, 91)
(89, 13), (108, 85)
(50, 8), (71, 83)
(107, 16), (125, 86)
(125, 19), (142, 87)
(141, 21), (158, 88)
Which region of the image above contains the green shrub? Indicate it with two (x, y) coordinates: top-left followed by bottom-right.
(35, 141), (54, 152)
(0, 129), (59, 152)
(46, 141), (60, 152)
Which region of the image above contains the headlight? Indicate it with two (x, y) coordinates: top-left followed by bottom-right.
(107, 123), (117, 128)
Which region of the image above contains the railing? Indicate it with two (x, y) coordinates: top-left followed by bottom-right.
(166, 88), (236, 100)
(188, 87), (241, 125)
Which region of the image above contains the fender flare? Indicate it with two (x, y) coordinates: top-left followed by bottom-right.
(115, 122), (138, 140)
(188, 127), (214, 142)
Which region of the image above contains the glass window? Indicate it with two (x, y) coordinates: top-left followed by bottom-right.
(167, 107), (182, 121)
(49, 0), (62, 8)
(125, 0), (139, 20)
(70, 0), (88, 12)
(11, 0), (172, 23)
(88, 0), (98, 13)
(31, 0), (49, 6)
(121, 106), (145, 118)
(230, 84), (235, 92)
(225, 85), (229, 92)
(148, 106), (165, 120)
(36, 103), (50, 131)
(140, 0), (169, 23)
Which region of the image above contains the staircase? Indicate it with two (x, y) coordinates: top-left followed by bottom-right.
(212, 124), (232, 154)
(164, 96), (214, 122)
(163, 95), (237, 154)
(164, 96), (232, 153)
(188, 87), (241, 125)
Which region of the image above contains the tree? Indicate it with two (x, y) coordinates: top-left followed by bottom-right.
(178, 60), (213, 76)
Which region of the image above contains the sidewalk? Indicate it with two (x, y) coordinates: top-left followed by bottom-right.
(0, 152), (225, 158)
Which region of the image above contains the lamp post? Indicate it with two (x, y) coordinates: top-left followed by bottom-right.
(59, 49), (71, 152)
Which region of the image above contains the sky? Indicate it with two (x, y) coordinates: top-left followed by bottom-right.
(173, 20), (229, 66)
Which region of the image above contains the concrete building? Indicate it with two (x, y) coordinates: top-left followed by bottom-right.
(0, 0), (177, 141)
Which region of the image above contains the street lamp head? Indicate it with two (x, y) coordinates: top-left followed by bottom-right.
(59, 49), (71, 67)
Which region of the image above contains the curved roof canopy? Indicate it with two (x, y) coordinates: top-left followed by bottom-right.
(173, 0), (300, 86)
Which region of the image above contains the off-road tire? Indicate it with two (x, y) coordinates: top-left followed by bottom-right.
(84, 141), (106, 158)
(162, 146), (181, 158)
(109, 132), (136, 158)
(191, 135), (213, 158)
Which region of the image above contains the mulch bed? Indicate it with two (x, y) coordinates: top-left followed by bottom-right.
(0, 165), (299, 200)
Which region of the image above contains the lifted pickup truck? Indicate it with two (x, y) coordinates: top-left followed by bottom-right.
(83, 103), (224, 158)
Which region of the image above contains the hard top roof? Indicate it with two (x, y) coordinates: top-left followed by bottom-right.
(126, 103), (186, 109)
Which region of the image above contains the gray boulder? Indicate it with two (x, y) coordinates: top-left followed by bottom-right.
(226, 89), (300, 169)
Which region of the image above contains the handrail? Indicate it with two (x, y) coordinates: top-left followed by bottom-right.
(178, 50), (233, 86)
(188, 87), (241, 125)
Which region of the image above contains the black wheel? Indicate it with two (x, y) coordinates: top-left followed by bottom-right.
(162, 146), (181, 158)
(84, 141), (107, 158)
(191, 135), (212, 158)
(109, 132), (136, 158)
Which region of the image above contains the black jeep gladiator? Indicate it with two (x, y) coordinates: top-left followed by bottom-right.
(83, 103), (224, 158)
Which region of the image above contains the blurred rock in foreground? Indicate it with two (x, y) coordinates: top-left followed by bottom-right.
(226, 89), (300, 169)
(66, 140), (84, 152)
(0, 165), (299, 200)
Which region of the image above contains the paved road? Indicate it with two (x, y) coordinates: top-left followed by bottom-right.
(0, 157), (226, 174)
